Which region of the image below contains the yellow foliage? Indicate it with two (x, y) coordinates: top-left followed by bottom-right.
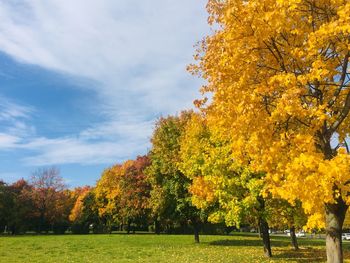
(192, 0), (350, 228)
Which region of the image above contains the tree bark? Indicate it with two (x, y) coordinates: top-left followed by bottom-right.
(290, 226), (299, 250)
(325, 200), (348, 263)
(259, 218), (272, 258)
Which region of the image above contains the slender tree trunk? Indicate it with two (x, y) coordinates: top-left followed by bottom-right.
(259, 218), (272, 257)
(127, 219), (131, 234)
(325, 200), (348, 263)
(191, 218), (200, 243)
(11, 225), (15, 235)
(290, 226), (299, 250)
(39, 211), (45, 234)
(193, 224), (200, 243)
(154, 218), (160, 235)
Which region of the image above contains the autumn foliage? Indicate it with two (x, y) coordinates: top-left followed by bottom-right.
(191, 0), (350, 262)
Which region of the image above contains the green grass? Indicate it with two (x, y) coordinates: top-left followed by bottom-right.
(0, 233), (349, 262)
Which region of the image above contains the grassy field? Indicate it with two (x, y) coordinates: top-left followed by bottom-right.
(0, 233), (350, 263)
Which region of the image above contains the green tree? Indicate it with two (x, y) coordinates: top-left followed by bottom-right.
(147, 111), (203, 243)
(179, 113), (272, 255)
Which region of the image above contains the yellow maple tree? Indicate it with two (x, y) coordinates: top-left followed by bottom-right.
(192, 1), (350, 262)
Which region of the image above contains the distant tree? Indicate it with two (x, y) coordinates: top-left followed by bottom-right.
(69, 186), (92, 223)
(267, 199), (307, 250)
(69, 186), (100, 234)
(95, 156), (151, 234)
(29, 167), (67, 233)
(147, 112), (203, 243)
(95, 166), (124, 232)
(0, 180), (13, 233)
(8, 179), (36, 234)
(118, 156), (151, 233)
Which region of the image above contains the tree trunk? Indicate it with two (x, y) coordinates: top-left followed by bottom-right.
(290, 226), (299, 250)
(259, 218), (272, 257)
(154, 219), (161, 235)
(39, 211), (45, 234)
(194, 224), (200, 243)
(325, 200), (348, 263)
(127, 220), (131, 234)
(257, 197), (272, 257)
(192, 218), (200, 243)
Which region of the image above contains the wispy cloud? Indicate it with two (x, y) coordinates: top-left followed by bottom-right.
(0, 1), (208, 167)
(21, 136), (150, 166)
(0, 95), (153, 164)
(0, 95), (33, 121)
(0, 133), (21, 148)
(0, 96), (36, 141)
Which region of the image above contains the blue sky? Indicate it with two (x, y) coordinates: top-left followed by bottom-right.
(0, 0), (209, 187)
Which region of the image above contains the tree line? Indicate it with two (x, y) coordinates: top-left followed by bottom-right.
(1, 111), (339, 256)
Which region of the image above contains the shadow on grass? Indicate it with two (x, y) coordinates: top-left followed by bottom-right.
(275, 247), (350, 262)
(210, 236), (350, 262)
(209, 236), (292, 248)
(273, 248), (326, 262)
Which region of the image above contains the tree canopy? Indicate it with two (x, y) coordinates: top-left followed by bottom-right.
(191, 1), (350, 261)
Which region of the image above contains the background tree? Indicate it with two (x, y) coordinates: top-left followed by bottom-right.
(29, 167), (66, 233)
(147, 111), (204, 243)
(7, 179), (36, 234)
(266, 199), (307, 250)
(70, 186), (100, 234)
(179, 112), (272, 256)
(95, 156), (151, 233)
(118, 156), (151, 233)
(69, 186), (92, 223)
(0, 181), (14, 233)
(192, 1), (350, 261)
(95, 165), (123, 232)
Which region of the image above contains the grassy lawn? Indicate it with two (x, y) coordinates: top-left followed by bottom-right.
(0, 233), (350, 262)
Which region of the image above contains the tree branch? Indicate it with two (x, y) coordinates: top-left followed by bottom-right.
(328, 52), (350, 108)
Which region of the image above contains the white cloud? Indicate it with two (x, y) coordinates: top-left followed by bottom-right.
(0, 0), (209, 166)
(0, 96), (36, 140)
(0, 133), (21, 148)
(0, 95), (33, 121)
(21, 136), (149, 166)
(0, 94), (153, 165)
